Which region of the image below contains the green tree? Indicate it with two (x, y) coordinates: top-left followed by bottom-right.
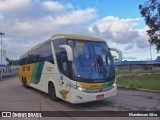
(6, 57), (11, 66)
(6, 58), (19, 66)
(139, 0), (160, 51)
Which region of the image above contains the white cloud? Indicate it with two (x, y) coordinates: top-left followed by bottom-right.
(0, 0), (156, 61)
(2, 7), (96, 38)
(125, 43), (134, 50)
(41, 0), (74, 12)
(41, 1), (65, 12)
(135, 27), (150, 48)
(53, 8), (96, 25)
(89, 16), (139, 43)
(0, 0), (32, 12)
(0, 1), (97, 58)
(89, 16), (149, 50)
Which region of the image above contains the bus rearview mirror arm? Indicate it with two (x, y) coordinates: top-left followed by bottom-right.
(59, 45), (73, 61)
(109, 48), (122, 62)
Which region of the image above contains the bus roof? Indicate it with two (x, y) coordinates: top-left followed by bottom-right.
(52, 34), (104, 42)
(21, 34), (105, 57)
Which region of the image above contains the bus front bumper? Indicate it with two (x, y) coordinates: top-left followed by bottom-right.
(70, 84), (117, 104)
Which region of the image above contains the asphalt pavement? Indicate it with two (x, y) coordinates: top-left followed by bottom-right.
(0, 77), (159, 120)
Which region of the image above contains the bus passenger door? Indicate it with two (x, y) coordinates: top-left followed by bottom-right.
(58, 51), (71, 101)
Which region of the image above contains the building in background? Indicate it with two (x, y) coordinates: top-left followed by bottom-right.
(0, 49), (7, 67)
(114, 56), (160, 71)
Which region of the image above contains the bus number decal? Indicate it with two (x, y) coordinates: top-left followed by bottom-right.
(46, 67), (53, 72)
(22, 66), (30, 72)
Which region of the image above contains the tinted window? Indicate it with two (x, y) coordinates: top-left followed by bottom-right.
(53, 38), (68, 76)
(19, 41), (54, 65)
(60, 51), (69, 75)
(42, 42), (54, 63)
(53, 38), (66, 53)
(19, 54), (28, 65)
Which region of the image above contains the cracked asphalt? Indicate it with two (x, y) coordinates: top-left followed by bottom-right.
(0, 77), (159, 120)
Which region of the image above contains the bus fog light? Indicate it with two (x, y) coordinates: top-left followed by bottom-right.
(77, 96), (83, 100)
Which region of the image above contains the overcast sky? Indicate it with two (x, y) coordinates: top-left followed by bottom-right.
(0, 0), (159, 60)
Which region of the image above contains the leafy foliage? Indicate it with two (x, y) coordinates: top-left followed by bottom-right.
(139, 0), (160, 51)
(6, 57), (19, 66)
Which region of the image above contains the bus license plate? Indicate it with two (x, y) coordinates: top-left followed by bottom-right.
(96, 94), (104, 99)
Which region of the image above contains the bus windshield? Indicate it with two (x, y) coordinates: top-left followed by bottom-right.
(68, 40), (114, 82)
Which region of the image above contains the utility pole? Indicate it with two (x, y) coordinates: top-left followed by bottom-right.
(0, 32), (5, 80)
(150, 44), (153, 71)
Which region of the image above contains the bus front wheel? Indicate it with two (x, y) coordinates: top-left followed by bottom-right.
(48, 83), (59, 101)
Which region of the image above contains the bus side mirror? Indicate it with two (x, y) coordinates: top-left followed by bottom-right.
(109, 48), (122, 62)
(59, 45), (73, 61)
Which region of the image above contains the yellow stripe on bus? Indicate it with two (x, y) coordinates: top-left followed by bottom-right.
(78, 82), (102, 89)
(19, 64), (34, 85)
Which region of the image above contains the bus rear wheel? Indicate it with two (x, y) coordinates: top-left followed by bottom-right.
(22, 78), (29, 88)
(48, 83), (59, 101)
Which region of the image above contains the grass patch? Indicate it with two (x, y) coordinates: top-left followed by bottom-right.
(117, 74), (160, 90)
(116, 70), (160, 74)
(116, 70), (132, 74)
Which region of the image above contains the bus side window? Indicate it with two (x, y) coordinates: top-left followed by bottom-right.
(60, 51), (69, 76)
(43, 42), (54, 64)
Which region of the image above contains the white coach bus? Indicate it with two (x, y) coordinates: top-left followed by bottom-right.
(19, 34), (122, 103)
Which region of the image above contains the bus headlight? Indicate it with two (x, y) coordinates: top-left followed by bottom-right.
(113, 78), (117, 86)
(77, 87), (82, 91)
(77, 86), (85, 92)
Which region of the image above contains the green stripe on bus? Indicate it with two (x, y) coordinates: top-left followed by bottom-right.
(31, 62), (44, 84)
(101, 79), (115, 87)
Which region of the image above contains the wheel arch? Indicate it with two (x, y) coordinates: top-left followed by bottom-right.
(48, 80), (58, 95)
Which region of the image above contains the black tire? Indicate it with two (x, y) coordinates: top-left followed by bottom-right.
(23, 78), (29, 88)
(48, 83), (59, 101)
